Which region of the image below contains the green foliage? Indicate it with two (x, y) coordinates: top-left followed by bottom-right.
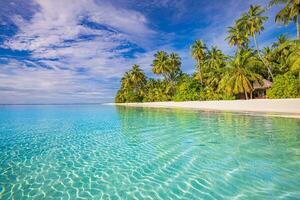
(263, 38), (300, 77)
(143, 79), (172, 102)
(267, 72), (300, 98)
(115, 4), (300, 103)
(199, 87), (235, 101)
(115, 65), (147, 103)
(218, 49), (263, 99)
(173, 75), (200, 101)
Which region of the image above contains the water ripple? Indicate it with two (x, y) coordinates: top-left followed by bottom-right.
(0, 105), (299, 199)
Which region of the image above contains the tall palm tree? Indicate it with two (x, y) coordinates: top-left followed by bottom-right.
(191, 40), (207, 84)
(152, 51), (170, 80)
(238, 5), (274, 79)
(169, 53), (181, 73)
(204, 47), (227, 88)
(129, 64), (147, 95)
(269, 0), (300, 40)
(238, 5), (268, 52)
(168, 53), (182, 94)
(218, 49), (262, 99)
(152, 52), (181, 80)
(226, 25), (249, 48)
(130, 65), (146, 86)
(205, 46), (227, 70)
(152, 51), (182, 96)
(121, 71), (132, 91)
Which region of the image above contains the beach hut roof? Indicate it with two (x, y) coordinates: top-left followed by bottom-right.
(253, 79), (272, 90)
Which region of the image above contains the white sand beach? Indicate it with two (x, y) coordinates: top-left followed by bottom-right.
(111, 99), (300, 118)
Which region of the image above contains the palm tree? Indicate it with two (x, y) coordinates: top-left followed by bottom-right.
(205, 46), (227, 70)
(226, 25), (249, 48)
(238, 5), (274, 80)
(272, 34), (288, 48)
(129, 64), (147, 95)
(120, 71), (132, 91)
(152, 51), (182, 96)
(191, 40), (207, 84)
(218, 49), (262, 99)
(269, 0), (300, 40)
(152, 51), (170, 79)
(130, 65), (146, 86)
(118, 65), (147, 102)
(168, 53), (182, 94)
(169, 53), (181, 73)
(238, 5), (268, 52)
(204, 46), (227, 88)
(276, 40), (300, 76)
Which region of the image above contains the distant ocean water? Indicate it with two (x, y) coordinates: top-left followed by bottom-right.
(0, 105), (299, 199)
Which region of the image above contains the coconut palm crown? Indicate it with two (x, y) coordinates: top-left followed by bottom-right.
(269, 0), (300, 40)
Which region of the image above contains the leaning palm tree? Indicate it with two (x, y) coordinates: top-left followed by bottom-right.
(218, 49), (262, 99)
(238, 5), (274, 79)
(238, 5), (268, 52)
(269, 0), (300, 40)
(191, 40), (207, 84)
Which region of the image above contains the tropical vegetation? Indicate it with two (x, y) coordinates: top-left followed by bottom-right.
(115, 2), (300, 103)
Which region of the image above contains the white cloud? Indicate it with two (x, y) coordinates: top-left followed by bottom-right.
(0, 0), (156, 103)
(4, 0), (153, 51)
(0, 59), (113, 104)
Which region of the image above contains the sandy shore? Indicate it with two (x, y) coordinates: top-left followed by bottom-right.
(109, 99), (300, 118)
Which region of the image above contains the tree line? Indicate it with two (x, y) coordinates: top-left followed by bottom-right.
(115, 1), (300, 103)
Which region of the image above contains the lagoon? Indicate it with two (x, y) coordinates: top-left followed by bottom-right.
(0, 105), (299, 199)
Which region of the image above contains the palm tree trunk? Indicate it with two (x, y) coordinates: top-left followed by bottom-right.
(250, 91), (253, 99)
(253, 33), (259, 52)
(244, 91), (248, 100)
(296, 14), (300, 40)
(253, 34), (274, 80)
(198, 62), (203, 85)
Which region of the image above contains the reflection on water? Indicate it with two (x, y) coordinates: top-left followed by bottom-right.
(0, 105), (299, 199)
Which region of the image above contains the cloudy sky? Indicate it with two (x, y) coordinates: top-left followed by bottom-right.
(0, 0), (295, 104)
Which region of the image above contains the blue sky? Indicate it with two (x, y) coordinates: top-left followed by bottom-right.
(0, 0), (295, 104)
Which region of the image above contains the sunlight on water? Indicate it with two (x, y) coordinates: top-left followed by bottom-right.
(0, 105), (299, 199)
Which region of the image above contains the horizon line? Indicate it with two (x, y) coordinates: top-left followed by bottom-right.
(0, 103), (111, 106)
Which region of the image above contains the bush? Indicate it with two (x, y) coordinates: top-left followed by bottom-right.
(267, 73), (300, 99)
(115, 89), (143, 103)
(199, 87), (235, 101)
(173, 77), (200, 101)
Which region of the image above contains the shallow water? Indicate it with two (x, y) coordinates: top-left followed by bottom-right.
(0, 105), (299, 199)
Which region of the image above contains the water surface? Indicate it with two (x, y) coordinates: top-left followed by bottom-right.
(0, 105), (299, 199)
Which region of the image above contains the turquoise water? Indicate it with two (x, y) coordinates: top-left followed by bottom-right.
(0, 105), (300, 200)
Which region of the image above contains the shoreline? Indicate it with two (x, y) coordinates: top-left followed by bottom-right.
(107, 99), (300, 119)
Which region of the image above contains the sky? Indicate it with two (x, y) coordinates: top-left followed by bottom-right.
(0, 0), (296, 104)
